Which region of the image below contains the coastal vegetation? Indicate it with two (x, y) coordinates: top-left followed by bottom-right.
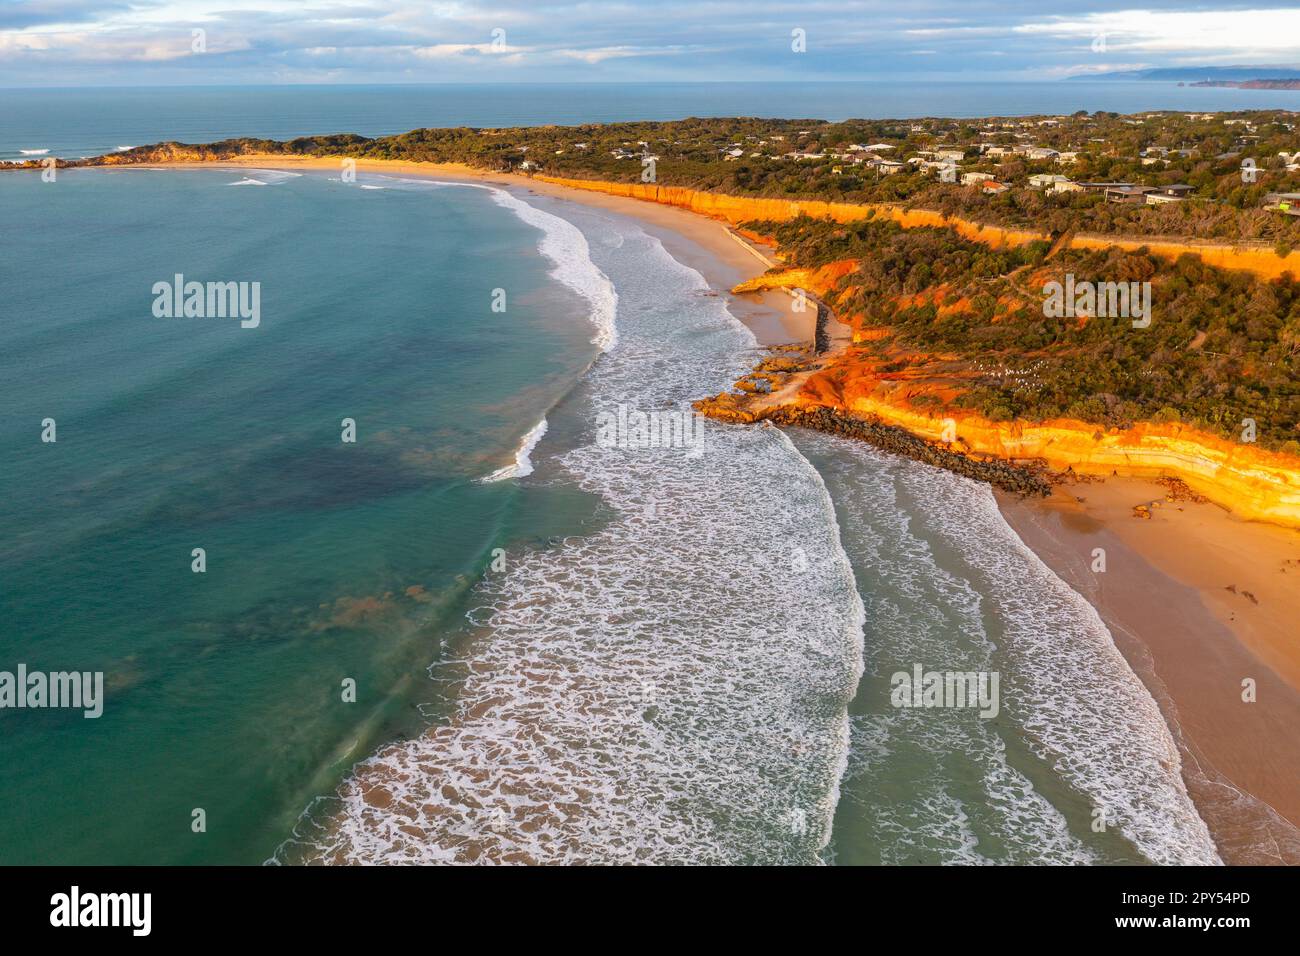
(746, 214), (1300, 452)
(22, 110), (1298, 459)
(36, 110), (1300, 243)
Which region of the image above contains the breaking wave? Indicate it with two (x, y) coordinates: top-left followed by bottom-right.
(278, 199), (864, 865)
(801, 432), (1219, 865)
(480, 418), (548, 482)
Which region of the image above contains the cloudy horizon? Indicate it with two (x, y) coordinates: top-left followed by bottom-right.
(1, 1), (1298, 87)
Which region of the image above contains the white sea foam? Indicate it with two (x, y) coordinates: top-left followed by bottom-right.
(374, 177), (618, 353)
(280, 207), (864, 865)
(480, 418), (548, 482)
(803, 433), (1097, 864)
(909, 467), (1219, 863)
(19, 148), (49, 155)
(115, 145), (136, 152)
(226, 169), (301, 187)
(484, 188), (619, 353)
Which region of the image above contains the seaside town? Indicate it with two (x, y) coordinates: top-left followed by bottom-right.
(487, 110), (1300, 234)
(21, 110), (1300, 241)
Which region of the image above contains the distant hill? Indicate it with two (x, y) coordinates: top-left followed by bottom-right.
(1191, 79), (1300, 90)
(1071, 65), (1300, 82)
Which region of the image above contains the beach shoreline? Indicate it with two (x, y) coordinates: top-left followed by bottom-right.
(999, 479), (1300, 863)
(149, 154), (809, 348)
(147, 152), (1300, 863)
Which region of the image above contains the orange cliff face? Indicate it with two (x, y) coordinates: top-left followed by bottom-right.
(730, 251), (1300, 528)
(534, 176), (1300, 282)
(537, 176), (1300, 528)
(732, 260), (859, 296)
(795, 359), (1300, 529)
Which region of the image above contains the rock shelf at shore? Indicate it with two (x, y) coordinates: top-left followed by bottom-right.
(696, 394), (1054, 497)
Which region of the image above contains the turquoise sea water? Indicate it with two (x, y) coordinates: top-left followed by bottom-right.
(0, 85), (1246, 863)
(0, 167), (600, 863)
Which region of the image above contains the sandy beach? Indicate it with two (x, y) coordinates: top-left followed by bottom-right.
(159, 152), (1299, 864)
(1000, 479), (1300, 864)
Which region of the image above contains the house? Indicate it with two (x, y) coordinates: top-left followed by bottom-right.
(961, 171), (994, 185)
(911, 158), (952, 174)
(1105, 185), (1158, 204)
(1051, 179), (1085, 194)
(1029, 173), (1070, 189)
(1076, 181), (1133, 194)
(1265, 193), (1300, 216)
(1022, 146), (1060, 161)
(935, 148), (967, 163)
(980, 181), (1009, 195)
(871, 159), (905, 175)
(1146, 185), (1194, 204)
(1055, 152), (1080, 164)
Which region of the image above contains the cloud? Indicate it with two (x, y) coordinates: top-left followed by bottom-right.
(1039, 60), (1158, 78)
(411, 42), (523, 58)
(3, 2), (1300, 84)
(1012, 8), (1300, 61)
(556, 45), (697, 64)
(0, 0), (133, 30)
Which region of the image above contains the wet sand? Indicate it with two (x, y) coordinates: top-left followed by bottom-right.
(999, 479), (1300, 864)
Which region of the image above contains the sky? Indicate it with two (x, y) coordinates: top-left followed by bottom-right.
(1, 1), (1299, 87)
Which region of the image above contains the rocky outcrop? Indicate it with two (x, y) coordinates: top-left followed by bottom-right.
(833, 392), (1300, 527)
(92, 143), (247, 165)
(696, 395), (1053, 496)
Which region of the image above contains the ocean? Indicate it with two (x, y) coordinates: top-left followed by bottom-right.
(4, 81), (1300, 162)
(0, 85), (1226, 865)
